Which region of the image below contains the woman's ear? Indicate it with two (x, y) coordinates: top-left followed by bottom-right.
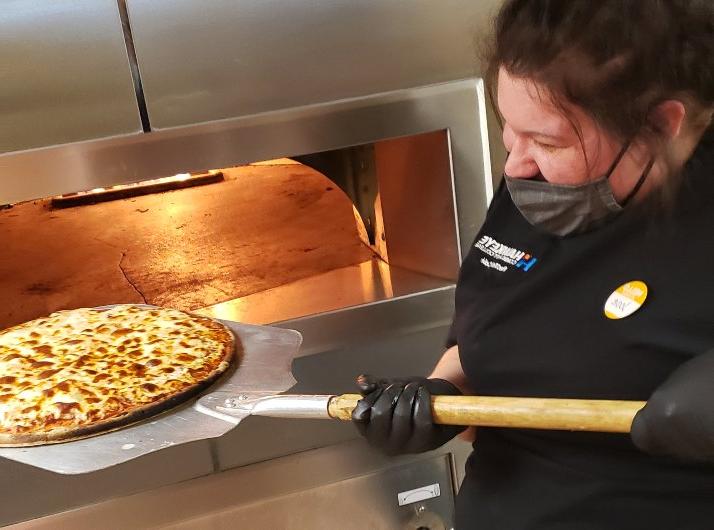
(650, 100), (686, 138)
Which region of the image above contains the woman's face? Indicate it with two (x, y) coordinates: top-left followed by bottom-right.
(497, 67), (638, 199)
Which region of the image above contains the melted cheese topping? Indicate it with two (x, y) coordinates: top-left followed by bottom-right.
(0, 305), (233, 441)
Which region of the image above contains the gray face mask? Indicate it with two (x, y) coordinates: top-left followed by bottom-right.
(504, 146), (650, 237)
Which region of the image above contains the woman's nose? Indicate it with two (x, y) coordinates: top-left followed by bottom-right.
(502, 124), (515, 152)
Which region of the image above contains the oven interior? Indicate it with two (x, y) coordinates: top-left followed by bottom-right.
(0, 129), (458, 331)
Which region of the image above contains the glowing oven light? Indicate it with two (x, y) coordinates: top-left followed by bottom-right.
(49, 170), (225, 209)
(61, 173), (206, 198)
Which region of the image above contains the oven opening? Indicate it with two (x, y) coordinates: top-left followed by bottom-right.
(0, 129), (459, 329)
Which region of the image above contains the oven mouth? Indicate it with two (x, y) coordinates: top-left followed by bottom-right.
(0, 130), (459, 330)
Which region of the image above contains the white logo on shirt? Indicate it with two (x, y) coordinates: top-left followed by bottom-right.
(480, 258), (508, 272)
(475, 235), (538, 272)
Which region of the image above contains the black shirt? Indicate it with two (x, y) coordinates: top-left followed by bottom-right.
(450, 133), (714, 530)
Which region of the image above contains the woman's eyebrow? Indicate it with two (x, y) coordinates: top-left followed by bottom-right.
(503, 117), (569, 141)
(523, 129), (570, 141)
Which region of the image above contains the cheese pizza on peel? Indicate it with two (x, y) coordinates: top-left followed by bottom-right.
(0, 305), (235, 446)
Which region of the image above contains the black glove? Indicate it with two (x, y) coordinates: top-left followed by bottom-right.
(630, 350), (714, 463)
(351, 374), (465, 455)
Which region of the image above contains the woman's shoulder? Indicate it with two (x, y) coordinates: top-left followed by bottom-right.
(686, 128), (714, 177)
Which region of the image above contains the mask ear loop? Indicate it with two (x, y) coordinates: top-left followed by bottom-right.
(621, 158), (654, 206)
(604, 141), (631, 178)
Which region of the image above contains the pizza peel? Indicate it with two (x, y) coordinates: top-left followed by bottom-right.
(0, 306), (647, 475)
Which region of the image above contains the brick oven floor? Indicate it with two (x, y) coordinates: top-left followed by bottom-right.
(0, 162), (373, 329)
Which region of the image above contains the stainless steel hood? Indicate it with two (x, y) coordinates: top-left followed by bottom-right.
(124, 0), (492, 129)
(0, 0), (503, 158)
(0, 0), (142, 154)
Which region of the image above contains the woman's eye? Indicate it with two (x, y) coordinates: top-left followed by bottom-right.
(533, 139), (561, 152)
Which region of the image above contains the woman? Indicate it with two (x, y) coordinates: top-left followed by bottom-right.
(352, 1), (714, 528)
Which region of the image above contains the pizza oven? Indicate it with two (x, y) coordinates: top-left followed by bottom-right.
(0, 1), (503, 528)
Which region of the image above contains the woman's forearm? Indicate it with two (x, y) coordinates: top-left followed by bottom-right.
(429, 345), (472, 394)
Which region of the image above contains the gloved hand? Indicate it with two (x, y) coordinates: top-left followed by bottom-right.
(630, 350), (714, 463)
(351, 374), (466, 455)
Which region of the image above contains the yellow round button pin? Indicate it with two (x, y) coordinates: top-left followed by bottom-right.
(604, 280), (648, 320)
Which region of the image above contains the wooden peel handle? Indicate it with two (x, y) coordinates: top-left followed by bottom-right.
(328, 394), (647, 433)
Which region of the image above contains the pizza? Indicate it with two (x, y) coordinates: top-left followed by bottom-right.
(0, 304), (235, 447)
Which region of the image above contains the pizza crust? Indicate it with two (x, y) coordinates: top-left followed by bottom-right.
(0, 305), (237, 447)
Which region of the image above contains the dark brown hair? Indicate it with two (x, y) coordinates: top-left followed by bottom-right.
(485, 0), (714, 165)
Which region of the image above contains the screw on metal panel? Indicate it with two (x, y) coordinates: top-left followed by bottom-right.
(223, 394), (249, 408)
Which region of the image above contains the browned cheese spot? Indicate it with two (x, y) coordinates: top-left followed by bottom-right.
(130, 363), (146, 375)
(38, 369), (61, 379)
(105, 397), (124, 409)
(74, 355), (91, 368)
(54, 402), (81, 416)
(30, 360), (54, 369)
(34, 345), (53, 355)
